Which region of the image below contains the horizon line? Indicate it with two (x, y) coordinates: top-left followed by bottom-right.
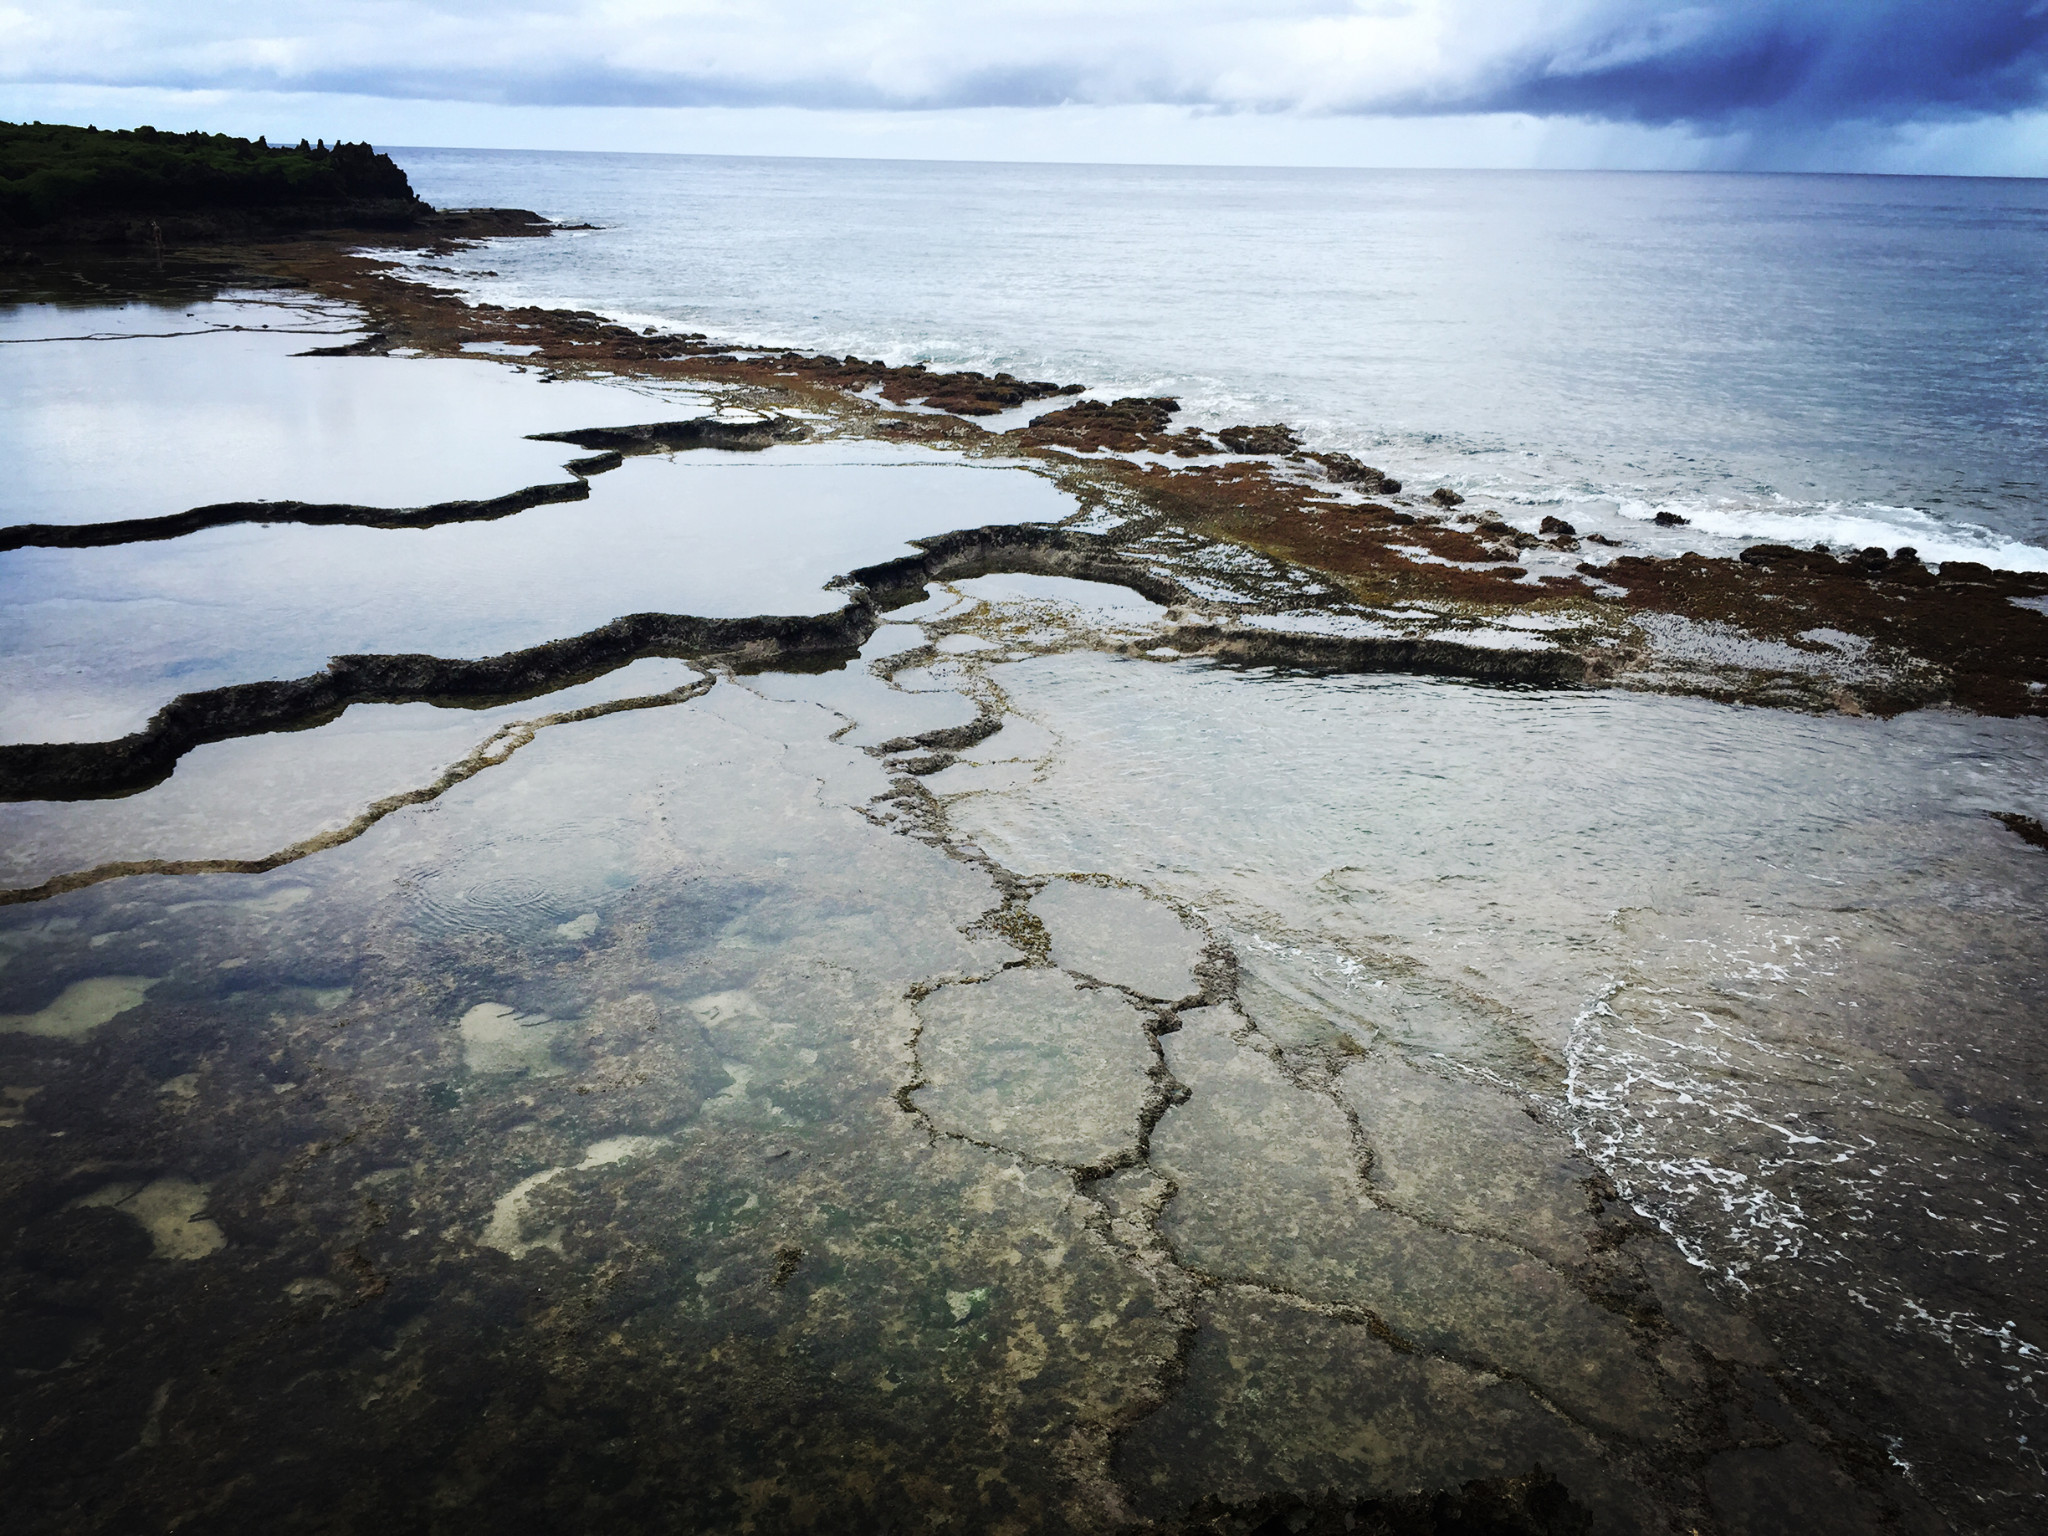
(376, 139), (2048, 182)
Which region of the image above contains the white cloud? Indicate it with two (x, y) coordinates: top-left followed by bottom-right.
(3, 3), (2045, 171)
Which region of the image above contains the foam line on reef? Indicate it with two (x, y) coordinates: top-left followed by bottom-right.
(0, 523), (1585, 802)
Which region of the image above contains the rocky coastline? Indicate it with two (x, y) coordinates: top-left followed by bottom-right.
(21, 200), (2023, 726)
(5, 201), (2044, 817)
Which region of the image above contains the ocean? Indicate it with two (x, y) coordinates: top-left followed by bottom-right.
(395, 148), (2048, 568)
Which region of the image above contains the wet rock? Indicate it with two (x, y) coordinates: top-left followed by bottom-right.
(1119, 1288), (1631, 1531)
(1216, 424), (1302, 455)
(458, 1002), (564, 1076)
(1305, 453), (1400, 494)
(1540, 516), (1577, 537)
(1818, 544), (1931, 580)
(0, 975), (156, 1038)
(1338, 1054), (1602, 1268)
(0, 476), (592, 553)
(1603, 545), (2048, 714)
(1738, 543), (1804, 567)
(527, 413), (807, 454)
(71, 1178), (226, 1260)
(902, 369), (1079, 416)
(294, 330), (389, 357)
(1652, 511), (1689, 527)
(912, 966), (1157, 1169)
(1632, 1244), (1779, 1370)
(0, 1308), (97, 1372)
(1989, 810), (2048, 851)
(1704, 1443), (1886, 1536)
(1475, 519), (1540, 551)
(1430, 487), (1465, 507)
(1152, 1476), (1600, 1536)
(478, 1134), (667, 1258)
(1160, 623), (1587, 688)
(1030, 880), (1205, 1002)
(5, 209), (2042, 1536)
(1151, 1009), (1676, 1440)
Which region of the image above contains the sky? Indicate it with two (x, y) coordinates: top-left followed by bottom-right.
(4, 1), (2047, 174)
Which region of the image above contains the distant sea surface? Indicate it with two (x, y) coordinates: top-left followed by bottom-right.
(394, 149), (2048, 569)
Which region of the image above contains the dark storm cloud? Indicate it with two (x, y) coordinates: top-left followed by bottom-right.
(6, 2), (2046, 133)
(1455, 2), (2048, 126)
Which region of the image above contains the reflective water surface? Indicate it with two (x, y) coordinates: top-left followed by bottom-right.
(0, 298), (719, 526)
(948, 652), (2048, 1527)
(0, 447), (1073, 743)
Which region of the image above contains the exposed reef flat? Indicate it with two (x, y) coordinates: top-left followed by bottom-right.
(8, 223), (2045, 719)
(5, 601), (2039, 1533)
(1, 202), (2045, 1536)
(0, 518), (1592, 801)
(112, 218), (2041, 723)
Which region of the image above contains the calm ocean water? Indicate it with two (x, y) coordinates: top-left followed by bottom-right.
(393, 149), (2048, 569)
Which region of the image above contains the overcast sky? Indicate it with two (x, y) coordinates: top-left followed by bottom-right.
(5, 1), (2046, 173)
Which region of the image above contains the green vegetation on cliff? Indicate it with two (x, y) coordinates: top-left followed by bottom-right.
(0, 121), (423, 235)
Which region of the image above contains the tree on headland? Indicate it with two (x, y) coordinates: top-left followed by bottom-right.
(0, 120), (424, 237)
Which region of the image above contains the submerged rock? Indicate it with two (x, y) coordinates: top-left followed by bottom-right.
(1030, 879), (1205, 1002)
(912, 966), (1158, 1169)
(2, 197), (2041, 1536)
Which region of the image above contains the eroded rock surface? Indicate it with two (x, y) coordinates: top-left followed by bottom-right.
(1153, 1009), (1676, 1442)
(913, 966), (1159, 1169)
(1030, 879), (1205, 1001)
